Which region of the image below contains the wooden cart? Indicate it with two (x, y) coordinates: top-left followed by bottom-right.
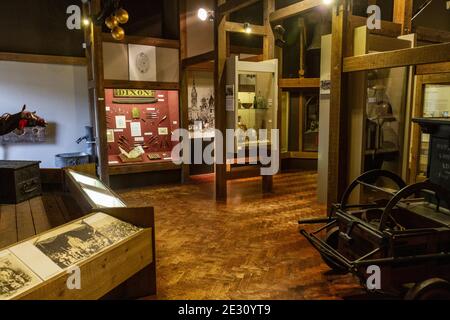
(300, 169), (450, 299)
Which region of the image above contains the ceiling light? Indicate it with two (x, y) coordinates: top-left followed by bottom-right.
(244, 23), (252, 34)
(82, 17), (91, 27)
(198, 8), (208, 21)
(323, 0), (334, 4)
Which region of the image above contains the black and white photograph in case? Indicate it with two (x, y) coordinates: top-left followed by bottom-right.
(84, 213), (142, 244)
(0, 251), (42, 300)
(188, 72), (215, 134)
(35, 223), (113, 269)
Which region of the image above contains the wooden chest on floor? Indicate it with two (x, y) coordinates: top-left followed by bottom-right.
(0, 161), (42, 204)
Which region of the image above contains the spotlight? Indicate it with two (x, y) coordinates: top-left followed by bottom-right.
(323, 0), (334, 4)
(198, 8), (208, 21)
(243, 23), (252, 34)
(82, 17), (91, 27)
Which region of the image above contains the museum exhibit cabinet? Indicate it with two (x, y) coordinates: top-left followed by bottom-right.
(186, 70), (216, 175)
(226, 56), (278, 157)
(93, 35), (181, 185)
(0, 168), (156, 300)
(66, 169), (127, 210)
(277, 12), (322, 165)
(346, 27), (414, 203)
(410, 73), (450, 183)
(280, 90), (320, 160)
(104, 89), (180, 167)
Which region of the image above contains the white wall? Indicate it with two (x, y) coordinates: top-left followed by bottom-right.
(186, 0), (214, 58)
(0, 61), (90, 168)
(317, 34), (332, 205)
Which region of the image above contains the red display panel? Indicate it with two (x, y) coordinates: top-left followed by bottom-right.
(105, 89), (180, 165)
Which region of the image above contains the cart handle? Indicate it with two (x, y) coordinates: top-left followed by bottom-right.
(340, 170), (407, 210)
(379, 180), (450, 231)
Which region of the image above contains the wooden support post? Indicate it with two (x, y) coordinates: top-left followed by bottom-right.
(214, 0), (228, 201)
(84, 0), (109, 184)
(327, 1), (349, 209)
(263, 0), (275, 60)
(393, 0), (413, 35)
(264, 0), (277, 189)
(214, 0), (277, 200)
(343, 42), (450, 72)
(179, 0), (190, 183)
(224, 21), (267, 36)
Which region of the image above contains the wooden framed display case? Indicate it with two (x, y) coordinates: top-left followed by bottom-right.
(226, 56), (278, 154)
(65, 169), (127, 213)
(82, 0), (182, 183)
(410, 72), (450, 183)
(346, 27), (414, 203)
(280, 89), (320, 161)
(0, 169), (156, 300)
(103, 88), (181, 176)
(5, 207), (156, 300)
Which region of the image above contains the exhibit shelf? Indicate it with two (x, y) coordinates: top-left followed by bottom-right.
(109, 161), (181, 176)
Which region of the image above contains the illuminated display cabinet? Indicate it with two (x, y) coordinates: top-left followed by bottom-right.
(226, 56), (278, 153)
(104, 88), (180, 166)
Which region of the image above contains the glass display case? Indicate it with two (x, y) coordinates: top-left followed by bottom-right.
(363, 67), (408, 174)
(67, 169), (126, 208)
(104, 89), (180, 166)
(302, 93), (320, 152)
(227, 56), (278, 153)
(279, 90), (320, 157)
(418, 84), (450, 177)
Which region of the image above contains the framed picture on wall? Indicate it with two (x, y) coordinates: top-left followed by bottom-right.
(128, 44), (157, 81)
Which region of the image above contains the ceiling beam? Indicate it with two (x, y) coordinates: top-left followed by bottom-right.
(102, 34), (180, 49)
(343, 42), (450, 72)
(270, 0), (323, 24)
(224, 21), (268, 36)
(218, 0), (260, 17)
(230, 45), (263, 55)
(348, 15), (402, 38)
(414, 26), (450, 43)
(416, 62), (450, 75)
(181, 51), (215, 69)
(0, 52), (86, 66)
(279, 78), (320, 88)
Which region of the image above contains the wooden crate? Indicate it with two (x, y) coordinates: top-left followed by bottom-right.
(0, 161), (42, 204)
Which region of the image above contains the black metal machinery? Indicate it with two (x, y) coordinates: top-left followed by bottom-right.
(300, 118), (450, 299)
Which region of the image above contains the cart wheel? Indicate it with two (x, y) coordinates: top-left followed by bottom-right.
(379, 181), (450, 231)
(405, 279), (450, 300)
(321, 227), (348, 274)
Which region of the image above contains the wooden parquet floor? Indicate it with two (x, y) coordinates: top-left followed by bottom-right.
(119, 171), (367, 300)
